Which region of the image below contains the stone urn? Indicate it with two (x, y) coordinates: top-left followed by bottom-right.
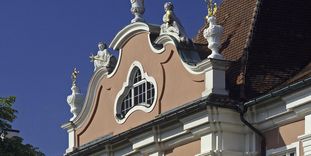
(203, 16), (224, 60)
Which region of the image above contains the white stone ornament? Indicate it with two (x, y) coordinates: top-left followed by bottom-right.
(67, 68), (84, 121)
(160, 2), (189, 43)
(90, 42), (114, 72)
(204, 16), (224, 60)
(130, 0), (145, 23)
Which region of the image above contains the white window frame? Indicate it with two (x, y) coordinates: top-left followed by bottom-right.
(114, 61), (157, 124)
(266, 142), (299, 156)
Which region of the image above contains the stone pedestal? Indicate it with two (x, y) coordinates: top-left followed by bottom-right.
(202, 59), (228, 97)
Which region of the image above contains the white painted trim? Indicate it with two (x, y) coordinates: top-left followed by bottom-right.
(180, 111), (209, 130)
(155, 35), (222, 76)
(114, 61), (158, 124)
(109, 22), (216, 77)
(298, 133), (311, 156)
(250, 86), (311, 131)
(109, 22), (160, 50)
(266, 141), (299, 156)
(154, 35), (177, 47)
(130, 131), (155, 150)
(107, 49), (122, 79)
(305, 114), (311, 134)
(181, 59), (209, 75)
(147, 34), (166, 54)
(79, 107), (251, 155)
(284, 86), (311, 111)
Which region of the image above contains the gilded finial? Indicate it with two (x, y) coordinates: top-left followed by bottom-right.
(71, 68), (79, 86)
(163, 2), (174, 27)
(205, 0), (217, 18)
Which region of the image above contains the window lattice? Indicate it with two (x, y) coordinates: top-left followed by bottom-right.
(118, 67), (155, 119)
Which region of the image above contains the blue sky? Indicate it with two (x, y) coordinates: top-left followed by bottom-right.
(0, 0), (220, 155)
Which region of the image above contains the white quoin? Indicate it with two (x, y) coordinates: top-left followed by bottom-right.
(67, 84), (84, 121)
(204, 16), (224, 60)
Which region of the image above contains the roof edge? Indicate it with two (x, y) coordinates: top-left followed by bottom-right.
(109, 22), (160, 50)
(244, 76), (311, 107)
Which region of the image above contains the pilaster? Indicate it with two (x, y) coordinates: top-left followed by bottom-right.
(299, 114), (311, 156)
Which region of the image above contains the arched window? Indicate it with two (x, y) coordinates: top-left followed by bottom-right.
(115, 63), (157, 123)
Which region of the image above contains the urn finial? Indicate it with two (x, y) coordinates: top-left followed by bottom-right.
(203, 0), (224, 60)
(67, 68), (84, 121)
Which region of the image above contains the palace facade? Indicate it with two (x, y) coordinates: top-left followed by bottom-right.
(62, 0), (311, 155)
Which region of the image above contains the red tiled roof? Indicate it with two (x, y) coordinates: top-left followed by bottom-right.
(194, 0), (311, 100)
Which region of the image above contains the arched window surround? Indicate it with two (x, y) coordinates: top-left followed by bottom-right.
(114, 61), (157, 124)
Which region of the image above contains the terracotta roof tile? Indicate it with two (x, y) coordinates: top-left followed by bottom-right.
(194, 0), (311, 100)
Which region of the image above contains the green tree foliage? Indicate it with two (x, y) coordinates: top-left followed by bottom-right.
(0, 96), (45, 156)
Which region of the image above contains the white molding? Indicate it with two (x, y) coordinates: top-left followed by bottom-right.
(181, 59), (211, 75)
(284, 86), (311, 111)
(107, 49), (122, 79)
(114, 61), (158, 124)
(155, 34), (209, 75)
(180, 111), (209, 130)
(160, 128), (188, 142)
(154, 35), (178, 47)
(305, 114), (311, 134)
(109, 22), (160, 50)
(299, 133), (311, 156)
(130, 131), (155, 150)
(298, 114), (311, 156)
(78, 107), (252, 156)
(251, 86), (311, 131)
(147, 35), (165, 54)
(149, 152), (164, 156)
(266, 141), (299, 156)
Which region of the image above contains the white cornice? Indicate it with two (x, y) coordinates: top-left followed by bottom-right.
(109, 22), (160, 50)
(154, 35), (178, 47)
(252, 86), (311, 131)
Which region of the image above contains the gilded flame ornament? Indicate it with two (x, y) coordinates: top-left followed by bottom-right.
(71, 68), (79, 86)
(205, 0), (217, 17)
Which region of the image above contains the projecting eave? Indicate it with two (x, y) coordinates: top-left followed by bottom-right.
(244, 76), (311, 108)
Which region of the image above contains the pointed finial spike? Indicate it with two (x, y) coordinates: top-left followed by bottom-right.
(71, 67), (79, 86)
